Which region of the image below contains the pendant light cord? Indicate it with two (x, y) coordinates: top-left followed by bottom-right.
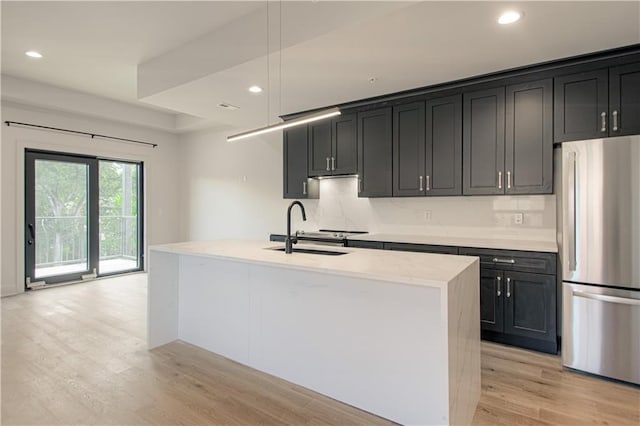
(266, 0), (271, 126)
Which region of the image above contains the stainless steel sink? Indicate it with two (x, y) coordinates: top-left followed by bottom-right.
(267, 246), (348, 256)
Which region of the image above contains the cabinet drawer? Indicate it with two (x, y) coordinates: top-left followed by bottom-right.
(384, 242), (459, 255)
(459, 247), (556, 274)
(346, 240), (384, 250)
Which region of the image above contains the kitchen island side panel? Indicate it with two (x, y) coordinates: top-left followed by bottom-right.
(147, 250), (180, 349)
(246, 263), (448, 425)
(447, 261), (481, 426)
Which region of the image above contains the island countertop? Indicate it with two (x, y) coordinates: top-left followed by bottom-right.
(149, 239), (477, 289)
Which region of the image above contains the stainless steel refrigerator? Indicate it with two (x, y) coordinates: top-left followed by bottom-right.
(561, 136), (640, 385)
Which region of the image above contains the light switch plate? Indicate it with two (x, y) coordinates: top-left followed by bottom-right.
(514, 212), (524, 225)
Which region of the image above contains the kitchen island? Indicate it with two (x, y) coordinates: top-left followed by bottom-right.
(148, 240), (480, 425)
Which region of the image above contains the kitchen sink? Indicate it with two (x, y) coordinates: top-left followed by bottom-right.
(267, 246), (349, 256)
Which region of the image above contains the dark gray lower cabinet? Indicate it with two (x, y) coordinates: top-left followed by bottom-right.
(460, 247), (557, 354)
(504, 271), (556, 341)
(283, 127), (318, 199)
(358, 108), (392, 197)
(480, 269), (504, 333)
(345, 240), (384, 250)
(384, 242), (459, 255)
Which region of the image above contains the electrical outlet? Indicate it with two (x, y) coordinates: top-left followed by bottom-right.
(514, 212), (524, 225)
(424, 210), (432, 221)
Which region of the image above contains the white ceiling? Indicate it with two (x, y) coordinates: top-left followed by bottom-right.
(2, 1), (639, 133)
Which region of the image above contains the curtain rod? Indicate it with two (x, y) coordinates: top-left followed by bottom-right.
(4, 121), (158, 148)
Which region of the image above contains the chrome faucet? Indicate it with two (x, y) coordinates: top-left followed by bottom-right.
(285, 201), (306, 254)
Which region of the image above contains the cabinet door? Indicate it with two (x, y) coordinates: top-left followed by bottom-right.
(480, 269), (504, 332)
(393, 102), (426, 196)
(284, 127), (316, 199)
(426, 94), (462, 196)
(463, 87), (505, 195)
(357, 108), (393, 197)
(308, 120), (332, 177)
(504, 271), (556, 342)
(505, 79), (553, 194)
(332, 113), (357, 175)
(554, 69), (608, 142)
(609, 62), (640, 136)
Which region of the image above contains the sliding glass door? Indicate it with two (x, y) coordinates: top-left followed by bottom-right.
(25, 150), (142, 288)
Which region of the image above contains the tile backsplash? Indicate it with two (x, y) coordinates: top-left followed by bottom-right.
(302, 177), (556, 242)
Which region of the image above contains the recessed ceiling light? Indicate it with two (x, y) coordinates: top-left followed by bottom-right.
(498, 11), (522, 25)
(248, 85), (263, 93)
(25, 50), (43, 58)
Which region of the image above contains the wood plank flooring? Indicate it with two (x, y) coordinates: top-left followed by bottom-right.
(2, 274), (638, 425)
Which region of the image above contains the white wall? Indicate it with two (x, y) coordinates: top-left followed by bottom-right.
(178, 128), (556, 243)
(1, 101), (181, 296)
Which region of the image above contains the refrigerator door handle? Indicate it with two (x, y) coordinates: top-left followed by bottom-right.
(572, 290), (640, 306)
(567, 151), (577, 272)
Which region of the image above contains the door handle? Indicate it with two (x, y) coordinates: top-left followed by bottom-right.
(28, 223), (35, 245)
(331, 157), (336, 171)
(419, 176), (424, 192)
(506, 277), (511, 298)
(566, 152), (577, 272)
(326, 157), (330, 171)
(600, 111), (607, 132)
(612, 110), (618, 132)
(496, 276), (502, 297)
(507, 171), (512, 189)
(302, 181), (307, 195)
(498, 171), (503, 189)
(492, 257), (515, 264)
(573, 291), (640, 306)
(426, 175), (430, 191)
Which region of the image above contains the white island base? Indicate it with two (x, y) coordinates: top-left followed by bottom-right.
(148, 240), (480, 425)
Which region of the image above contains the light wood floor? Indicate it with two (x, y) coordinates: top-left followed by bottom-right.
(2, 274), (638, 425)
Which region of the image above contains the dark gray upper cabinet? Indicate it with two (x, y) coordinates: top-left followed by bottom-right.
(358, 108), (392, 197)
(505, 79), (553, 194)
(426, 94), (463, 196)
(463, 87), (506, 195)
(554, 69), (608, 142)
(393, 102), (426, 196)
(308, 114), (357, 177)
(332, 113), (358, 175)
(283, 127), (318, 199)
(308, 120), (333, 177)
(609, 62), (640, 136)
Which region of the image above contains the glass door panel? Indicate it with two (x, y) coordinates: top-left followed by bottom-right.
(25, 151), (98, 286)
(99, 160), (141, 274)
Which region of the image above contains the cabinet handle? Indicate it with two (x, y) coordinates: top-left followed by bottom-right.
(506, 277), (511, 298)
(492, 257), (516, 264)
(326, 157), (330, 171)
(612, 110), (618, 132)
(302, 181), (307, 195)
(600, 112), (607, 132)
(498, 171), (503, 189)
(507, 171), (512, 189)
(419, 175), (424, 192)
(426, 175), (430, 191)
(331, 157), (336, 171)
(496, 276), (502, 297)
(359, 177), (363, 192)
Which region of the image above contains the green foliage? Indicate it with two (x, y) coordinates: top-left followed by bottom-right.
(35, 160), (139, 267)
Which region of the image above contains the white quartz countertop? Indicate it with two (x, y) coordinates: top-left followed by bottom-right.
(347, 233), (558, 253)
(149, 239), (477, 289)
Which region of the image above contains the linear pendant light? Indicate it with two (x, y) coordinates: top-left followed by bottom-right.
(226, 107), (341, 142)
